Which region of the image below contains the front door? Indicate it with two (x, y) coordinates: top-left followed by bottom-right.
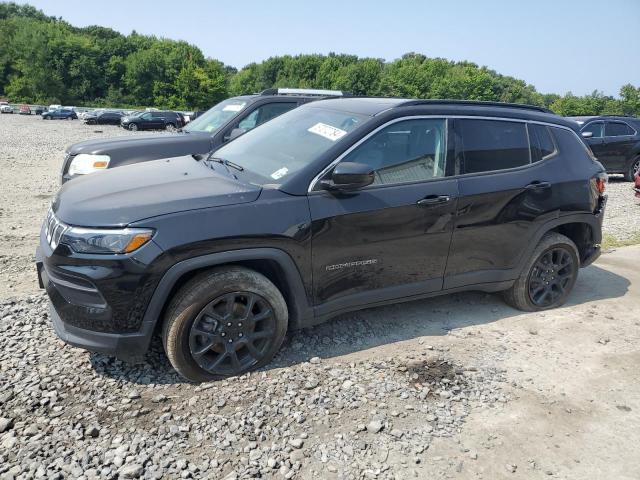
(600, 121), (637, 171)
(581, 121), (608, 166)
(308, 118), (458, 311)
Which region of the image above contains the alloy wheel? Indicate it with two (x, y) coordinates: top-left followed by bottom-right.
(527, 247), (576, 307)
(633, 158), (640, 177)
(188, 292), (276, 376)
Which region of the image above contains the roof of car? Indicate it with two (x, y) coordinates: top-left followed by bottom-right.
(306, 97), (577, 129)
(569, 115), (640, 126)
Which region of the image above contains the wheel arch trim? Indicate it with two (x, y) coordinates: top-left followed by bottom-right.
(135, 248), (313, 354)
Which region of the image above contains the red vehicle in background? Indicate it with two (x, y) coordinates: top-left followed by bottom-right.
(634, 172), (640, 198)
(19, 105), (31, 115)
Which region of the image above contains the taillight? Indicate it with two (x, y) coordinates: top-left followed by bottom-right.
(594, 173), (607, 195)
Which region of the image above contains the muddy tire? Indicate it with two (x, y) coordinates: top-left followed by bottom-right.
(162, 266), (288, 382)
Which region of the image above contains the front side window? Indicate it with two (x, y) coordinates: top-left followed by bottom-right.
(340, 118), (446, 185)
(237, 103), (298, 131)
(605, 121), (635, 137)
(582, 122), (604, 138)
(457, 119), (530, 174)
(211, 106), (367, 184)
(185, 99), (249, 133)
(140, 113), (152, 120)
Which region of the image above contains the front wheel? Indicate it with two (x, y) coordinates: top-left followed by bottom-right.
(503, 232), (579, 311)
(129, 123), (138, 131)
(624, 156), (640, 181)
(162, 266), (288, 382)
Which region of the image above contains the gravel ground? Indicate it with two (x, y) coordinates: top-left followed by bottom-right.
(1, 113), (640, 479)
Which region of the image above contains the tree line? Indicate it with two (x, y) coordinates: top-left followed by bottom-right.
(1, 2), (639, 116)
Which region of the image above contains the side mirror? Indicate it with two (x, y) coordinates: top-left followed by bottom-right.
(226, 128), (247, 142)
(581, 131), (593, 138)
(321, 162), (374, 191)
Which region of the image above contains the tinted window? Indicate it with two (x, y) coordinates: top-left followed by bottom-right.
(528, 124), (556, 162)
(458, 119), (530, 174)
(605, 122), (635, 137)
(237, 103), (297, 130)
(342, 118), (446, 185)
(582, 122), (603, 138)
(151, 112), (164, 118)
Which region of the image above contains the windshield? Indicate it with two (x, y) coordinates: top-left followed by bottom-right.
(185, 98), (250, 133)
(210, 106), (368, 183)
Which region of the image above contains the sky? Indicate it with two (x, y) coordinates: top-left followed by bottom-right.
(17, 0), (640, 97)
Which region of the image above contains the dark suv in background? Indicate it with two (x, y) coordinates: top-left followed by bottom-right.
(120, 110), (185, 131)
(60, 89), (344, 183)
(573, 115), (640, 180)
(37, 98), (607, 382)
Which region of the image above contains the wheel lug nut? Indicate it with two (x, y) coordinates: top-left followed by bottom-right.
(221, 332), (226, 337)
(239, 333), (243, 337)
(227, 322), (232, 327)
(238, 323), (242, 327)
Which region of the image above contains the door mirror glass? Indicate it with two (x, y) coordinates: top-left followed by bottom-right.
(323, 162), (374, 191)
(581, 131), (593, 138)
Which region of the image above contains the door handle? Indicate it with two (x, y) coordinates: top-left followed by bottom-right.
(525, 181), (551, 191)
(417, 195), (451, 207)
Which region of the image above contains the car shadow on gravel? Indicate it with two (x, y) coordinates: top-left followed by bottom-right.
(88, 264), (629, 385)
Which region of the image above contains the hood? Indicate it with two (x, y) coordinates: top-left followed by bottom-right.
(66, 132), (212, 166)
(54, 155), (261, 227)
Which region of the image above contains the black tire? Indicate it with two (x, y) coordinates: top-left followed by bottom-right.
(129, 123), (138, 131)
(162, 266), (288, 382)
(503, 232), (579, 312)
(624, 156), (640, 182)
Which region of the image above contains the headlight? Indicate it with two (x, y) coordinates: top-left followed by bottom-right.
(68, 154), (111, 176)
(61, 227), (154, 254)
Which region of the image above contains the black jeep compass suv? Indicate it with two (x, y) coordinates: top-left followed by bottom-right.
(37, 98), (607, 382)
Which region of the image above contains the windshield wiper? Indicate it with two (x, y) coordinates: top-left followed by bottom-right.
(206, 157), (237, 179)
(224, 160), (244, 172)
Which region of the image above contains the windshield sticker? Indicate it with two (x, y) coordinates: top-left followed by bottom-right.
(223, 103), (245, 112)
(308, 122), (347, 141)
(270, 167), (289, 180)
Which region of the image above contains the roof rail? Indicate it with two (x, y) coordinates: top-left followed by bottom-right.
(398, 99), (553, 114)
(260, 88), (346, 97)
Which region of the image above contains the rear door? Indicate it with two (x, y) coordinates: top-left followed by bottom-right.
(309, 117), (458, 310)
(445, 118), (562, 288)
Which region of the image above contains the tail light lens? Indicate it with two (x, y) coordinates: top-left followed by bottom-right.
(594, 173), (607, 195)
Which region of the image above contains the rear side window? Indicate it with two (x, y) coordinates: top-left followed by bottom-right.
(457, 119), (530, 174)
(605, 122), (635, 137)
(528, 123), (557, 162)
(582, 122), (603, 138)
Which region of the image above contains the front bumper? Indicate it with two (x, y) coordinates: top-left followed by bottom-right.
(36, 229), (166, 361)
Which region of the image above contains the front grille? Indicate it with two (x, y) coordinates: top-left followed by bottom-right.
(44, 209), (69, 250)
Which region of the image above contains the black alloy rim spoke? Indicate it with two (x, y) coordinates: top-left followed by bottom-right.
(528, 247), (576, 307)
(188, 291), (276, 375)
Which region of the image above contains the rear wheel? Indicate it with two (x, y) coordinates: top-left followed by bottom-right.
(624, 156), (640, 181)
(162, 266), (288, 382)
(166, 123), (176, 132)
(503, 232), (579, 311)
